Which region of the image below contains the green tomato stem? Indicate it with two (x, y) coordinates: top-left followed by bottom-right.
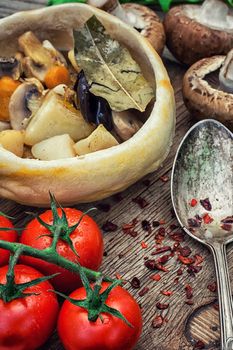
(0, 240), (112, 282)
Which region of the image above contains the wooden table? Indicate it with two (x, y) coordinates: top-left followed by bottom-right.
(0, 1), (231, 349)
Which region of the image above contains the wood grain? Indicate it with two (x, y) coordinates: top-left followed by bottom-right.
(0, 2), (232, 350)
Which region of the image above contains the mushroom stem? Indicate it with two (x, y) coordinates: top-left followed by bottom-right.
(87, 0), (131, 25)
(219, 49), (233, 94)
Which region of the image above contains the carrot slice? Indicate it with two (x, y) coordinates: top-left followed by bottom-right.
(0, 77), (21, 121)
(44, 65), (70, 89)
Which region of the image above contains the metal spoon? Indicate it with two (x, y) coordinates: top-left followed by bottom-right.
(171, 119), (233, 350)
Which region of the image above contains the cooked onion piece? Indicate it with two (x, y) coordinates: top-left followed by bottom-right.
(219, 49), (233, 93)
(0, 130), (24, 157)
(32, 134), (76, 160)
(24, 91), (95, 146)
(74, 124), (118, 155)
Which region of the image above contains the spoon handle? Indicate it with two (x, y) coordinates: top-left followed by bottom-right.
(210, 243), (233, 350)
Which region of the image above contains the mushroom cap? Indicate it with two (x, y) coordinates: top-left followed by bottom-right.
(121, 3), (165, 55)
(0, 4), (175, 206)
(182, 55), (233, 129)
(164, 5), (233, 66)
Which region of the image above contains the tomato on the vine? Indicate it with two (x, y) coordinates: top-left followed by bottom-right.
(58, 282), (143, 350)
(20, 208), (104, 293)
(0, 215), (17, 267)
(0, 264), (59, 350)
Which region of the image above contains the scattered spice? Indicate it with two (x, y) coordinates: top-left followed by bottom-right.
(132, 196), (149, 209)
(150, 274), (161, 281)
(193, 340), (205, 349)
(141, 241), (148, 249)
(102, 220), (118, 232)
(185, 300), (194, 305)
(103, 251), (108, 257)
(159, 220), (166, 225)
(156, 302), (169, 310)
(200, 198), (212, 211)
(160, 175), (169, 183)
(177, 267), (184, 275)
(185, 284), (193, 299)
(221, 216), (233, 223)
(203, 213), (213, 224)
(122, 218), (138, 237)
(145, 259), (169, 272)
(115, 273), (122, 280)
(178, 255), (195, 265)
(169, 231), (185, 242)
(160, 290), (173, 297)
(96, 203), (111, 212)
(221, 223), (232, 231)
(141, 220), (152, 233)
(151, 246), (171, 255)
(174, 277), (179, 284)
(190, 198), (198, 207)
(170, 223), (178, 230)
(131, 277), (141, 289)
(207, 282), (217, 293)
(193, 254), (204, 265)
(187, 265), (202, 275)
(156, 254), (171, 264)
(152, 315), (164, 328)
(152, 221), (160, 227)
(177, 246), (191, 257)
(138, 287), (149, 297)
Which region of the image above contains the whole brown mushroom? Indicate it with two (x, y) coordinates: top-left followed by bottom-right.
(164, 0), (233, 65)
(87, 0), (165, 55)
(182, 51), (233, 129)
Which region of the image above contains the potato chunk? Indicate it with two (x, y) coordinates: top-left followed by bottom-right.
(31, 134), (76, 160)
(24, 92), (95, 146)
(74, 124), (119, 155)
(0, 130), (24, 157)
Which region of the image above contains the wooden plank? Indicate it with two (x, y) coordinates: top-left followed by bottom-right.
(0, 2), (232, 350)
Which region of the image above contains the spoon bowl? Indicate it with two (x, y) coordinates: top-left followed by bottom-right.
(171, 119), (233, 350)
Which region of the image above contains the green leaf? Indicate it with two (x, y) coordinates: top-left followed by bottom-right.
(74, 15), (154, 112)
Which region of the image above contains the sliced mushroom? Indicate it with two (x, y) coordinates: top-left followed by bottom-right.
(164, 0), (233, 65)
(19, 31), (54, 82)
(0, 57), (22, 79)
(219, 49), (233, 93)
(112, 110), (143, 141)
(182, 55), (233, 129)
(9, 79), (44, 130)
(87, 0), (165, 55)
(42, 40), (67, 66)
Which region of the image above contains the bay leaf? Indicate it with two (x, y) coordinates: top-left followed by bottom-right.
(73, 15), (154, 112)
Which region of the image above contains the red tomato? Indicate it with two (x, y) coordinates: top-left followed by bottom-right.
(0, 264), (59, 350)
(20, 208), (104, 293)
(58, 282), (143, 350)
(0, 215), (17, 267)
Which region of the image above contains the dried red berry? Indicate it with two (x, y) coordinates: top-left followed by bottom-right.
(156, 302), (169, 310)
(152, 315), (163, 328)
(132, 196), (149, 209)
(102, 221), (118, 232)
(190, 199), (198, 207)
(203, 213), (213, 224)
(157, 227), (166, 236)
(207, 282), (217, 292)
(178, 255), (195, 265)
(200, 198), (212, 211)
(185, 284), (193, 299)
(177, 267), (184, 276)
(150, 274), (161, 281)
(131, 277), (141, 289)
(160, 290), (173, 296)
(138, 287), (149, 297)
